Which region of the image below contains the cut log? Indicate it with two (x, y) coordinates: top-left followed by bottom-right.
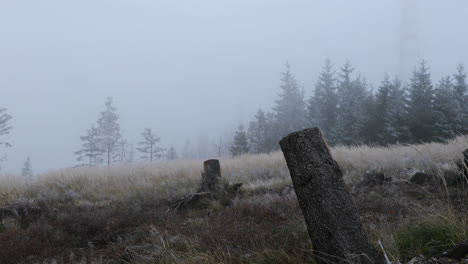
(279, 128), (384, 264)
(198, 159), (222, 193)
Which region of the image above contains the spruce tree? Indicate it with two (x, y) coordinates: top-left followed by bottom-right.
(230, 124), (250, 156)
(453, 64), (468, 103)
(248, 109), (274, 153)
(372, 75), (411, 144)
(21, 157), (33, 178)
(433, 76), (461, 141)
(97, 97), (121, 166)
(373, 74), (392, 143)
(382, 78), (411, 144)
(335, 60), (368, 145)
(407, 60), (436, 142)
(308, 59), (338, 143)
(453, 64), (468, 135)
(75, 125), (103, 166)
(166, 146), (178, 160)
(360, 77), (378, 143)
(272, 62), (306, 143)
(137, 128), (164, 162)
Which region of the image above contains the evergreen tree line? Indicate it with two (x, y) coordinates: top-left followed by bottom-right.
(76, 97), (178, 167)
(231, 60), (468, 156)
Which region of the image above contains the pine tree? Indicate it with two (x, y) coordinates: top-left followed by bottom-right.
(272, 62), (306, 143)
(0, 108), (12, 148)
(166, 146), (178, 160)
(308, 59), (338, 143)
(230, 124), (250, 156)
(335, 60), (368, 145)
(248, 109), (274, 153)
(433, 76), (461, 141)
(21, 157), (33, 178)
(453, 64), (468, 135)
(75, 125), (103, 166)
(137, 128), (164, 162)
(96, 97), (121, 166)
(407, 60), (436, 142)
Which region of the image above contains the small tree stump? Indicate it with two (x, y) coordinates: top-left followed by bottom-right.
(280, 128), (384, 264)
(198, 159), (221, 193)
(168, 159), (227, 211)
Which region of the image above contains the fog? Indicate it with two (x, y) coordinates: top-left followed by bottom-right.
(0, 0), (467, 173)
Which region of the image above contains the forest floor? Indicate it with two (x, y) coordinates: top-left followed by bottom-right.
(0, 136), (467, 263)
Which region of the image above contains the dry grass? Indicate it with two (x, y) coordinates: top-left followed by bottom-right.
(2, 135), (467, 205)
(332, 135), (468, 183)
(0, 135), (467, 263)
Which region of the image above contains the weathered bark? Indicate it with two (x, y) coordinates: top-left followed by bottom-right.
(198, 159), (221, 193)
(279, 128), (384, 264)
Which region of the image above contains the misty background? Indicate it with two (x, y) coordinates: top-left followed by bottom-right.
(0, 0), (467, 173)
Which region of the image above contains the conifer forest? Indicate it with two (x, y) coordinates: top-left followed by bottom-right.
(1, 1), (468, 263)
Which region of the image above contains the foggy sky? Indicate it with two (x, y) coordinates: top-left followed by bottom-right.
(1, 0), (467, 173)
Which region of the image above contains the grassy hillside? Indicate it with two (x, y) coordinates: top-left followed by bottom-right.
(0, 136), (467, 263)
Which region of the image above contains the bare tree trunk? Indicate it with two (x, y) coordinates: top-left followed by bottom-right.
(150, 143), (153, 162)
(279, 128), (384, 264)
(198, 159), (221, 193)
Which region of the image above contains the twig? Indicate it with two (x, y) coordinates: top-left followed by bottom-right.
(378, 240), (392, 264)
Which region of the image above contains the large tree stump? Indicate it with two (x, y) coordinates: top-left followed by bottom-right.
(198, 159), (221, 193)
(279, 128), (384, 264)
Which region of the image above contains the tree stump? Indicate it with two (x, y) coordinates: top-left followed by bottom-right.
(168, 159), (224, 211)
(279, 128), (384, 264)
(198, 159), (221, 193)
